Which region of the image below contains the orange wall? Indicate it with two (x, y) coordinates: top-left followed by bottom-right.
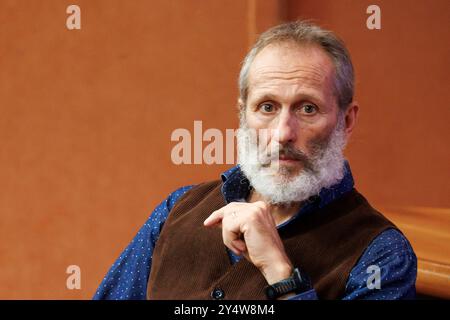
(285, 0), (450, 209)
(0, 0), (448, 299)
(0, 0), (249, 299)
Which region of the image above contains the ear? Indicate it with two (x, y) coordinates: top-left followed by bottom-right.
(237, 98), (245, 111)
(343, 101), (359, 137)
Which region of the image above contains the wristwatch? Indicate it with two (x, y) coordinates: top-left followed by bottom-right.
(265, 267), (312, 300)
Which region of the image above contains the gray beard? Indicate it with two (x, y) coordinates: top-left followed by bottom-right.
(237, 115), (348, 205)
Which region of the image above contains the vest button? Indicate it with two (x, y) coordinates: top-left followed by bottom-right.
(211, 288), (225, 300)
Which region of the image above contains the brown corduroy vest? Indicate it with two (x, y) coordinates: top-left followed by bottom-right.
(147, 180), (397, 300)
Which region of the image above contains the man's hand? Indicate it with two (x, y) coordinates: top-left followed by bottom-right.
(203, 201), (293, 284)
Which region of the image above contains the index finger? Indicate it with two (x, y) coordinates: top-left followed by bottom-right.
(203, 209), (224, 227)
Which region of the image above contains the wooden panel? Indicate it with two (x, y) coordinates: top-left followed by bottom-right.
(383, 206), (450, 298)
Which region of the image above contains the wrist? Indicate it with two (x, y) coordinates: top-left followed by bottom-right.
(261, 261), (293, 285)
(264, 267), (313, 300)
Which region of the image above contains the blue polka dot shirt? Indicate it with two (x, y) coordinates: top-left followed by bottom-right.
(93, 161), (417, 300)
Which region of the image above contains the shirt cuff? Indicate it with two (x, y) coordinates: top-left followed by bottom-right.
(287, 289), (318, 300)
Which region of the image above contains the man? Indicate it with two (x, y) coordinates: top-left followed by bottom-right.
(94, 21), (416, 300)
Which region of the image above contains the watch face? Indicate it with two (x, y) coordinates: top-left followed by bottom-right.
(294, 268), (312, 292)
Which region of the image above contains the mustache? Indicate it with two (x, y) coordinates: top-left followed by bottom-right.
(264, 143), (315, 170)
(278, 144), (309, 161)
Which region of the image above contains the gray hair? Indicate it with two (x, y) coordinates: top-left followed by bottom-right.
(238, 20), (354, 111)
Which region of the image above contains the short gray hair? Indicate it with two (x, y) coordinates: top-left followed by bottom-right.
(238, 20), (354, 111)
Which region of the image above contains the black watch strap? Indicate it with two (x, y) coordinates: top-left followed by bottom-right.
(265, 268), (312, 300)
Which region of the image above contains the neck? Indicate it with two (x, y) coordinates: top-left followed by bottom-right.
(246, 189), (302, 226)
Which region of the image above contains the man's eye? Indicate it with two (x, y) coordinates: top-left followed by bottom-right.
(260, 103), (275, 113)
(301, 104), (317, 114)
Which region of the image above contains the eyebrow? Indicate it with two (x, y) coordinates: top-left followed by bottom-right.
(250, 92), (325, 106)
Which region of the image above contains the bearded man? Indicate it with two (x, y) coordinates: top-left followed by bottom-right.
(94, 21), (416, 300)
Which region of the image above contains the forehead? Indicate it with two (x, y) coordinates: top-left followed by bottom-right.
(247, 42), (336, 101)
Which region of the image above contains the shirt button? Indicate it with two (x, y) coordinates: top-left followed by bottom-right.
(211, 288), (225, 300)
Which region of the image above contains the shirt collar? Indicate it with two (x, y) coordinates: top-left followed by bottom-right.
(220, 165), (252, 204)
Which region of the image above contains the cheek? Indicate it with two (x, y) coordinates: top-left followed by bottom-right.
(243, 110), (272, 145)
(294, 120), (335, 152)
(244, 108), (270, 129)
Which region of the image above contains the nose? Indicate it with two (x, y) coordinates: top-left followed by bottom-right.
(273, 108), (298, 145)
